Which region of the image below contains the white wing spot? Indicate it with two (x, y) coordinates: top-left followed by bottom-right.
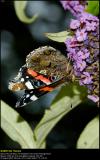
(26, 94), (30, 98)
(21, 78), (24, 82)
(30, 91), (34, 93)
(30, 95), (38, 101)
(23, 98), (25, 102)
(26, 76), (29, 78)
(25, 81), (34, 89)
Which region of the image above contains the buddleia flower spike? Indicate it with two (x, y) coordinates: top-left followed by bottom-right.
(65, 12), (99, 106)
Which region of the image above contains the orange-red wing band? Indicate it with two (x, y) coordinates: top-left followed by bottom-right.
(27, 69), (38, 77)
(35, 75), (51, 84)
(27, 68), (51, 84)
(39, 86), (53, 92)
(39, 77), (66, 92)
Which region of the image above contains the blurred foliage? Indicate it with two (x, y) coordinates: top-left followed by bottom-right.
(77, 116), (99, 149)
(85, 1), (99, 16)
(45, 31), (72, 42)
(14, 1), (38, 23)
(34, 83), (87, 148)
(1, 101), (36, 149)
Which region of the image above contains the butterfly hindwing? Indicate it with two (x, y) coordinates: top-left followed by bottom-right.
(15, 77), (65, 107)
(15, 88), (49, 107)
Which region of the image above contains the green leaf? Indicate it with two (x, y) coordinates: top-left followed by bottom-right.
(45, 31), (72, 42)
(77, 116), (99, 149)
(14, 1), (38, 23)
(85, 1), (99, 16)
(34, 83), (87, 148)
(39, 141), (46, 149)
(1, 100), (36, 149)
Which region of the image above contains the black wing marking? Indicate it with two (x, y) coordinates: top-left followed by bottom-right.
(15, 77), (66, 107)
(11, 65), (53, 90)
(15, 88), (48, 108)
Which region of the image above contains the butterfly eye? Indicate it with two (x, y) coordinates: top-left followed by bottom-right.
(49, 76), (57, 81)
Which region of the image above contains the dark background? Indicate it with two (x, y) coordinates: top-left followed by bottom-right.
(0, 1), (98, 149)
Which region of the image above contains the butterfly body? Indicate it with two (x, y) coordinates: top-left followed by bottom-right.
(8, 46), (73, 107)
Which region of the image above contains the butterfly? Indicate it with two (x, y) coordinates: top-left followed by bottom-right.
(8, 46), (73, 107)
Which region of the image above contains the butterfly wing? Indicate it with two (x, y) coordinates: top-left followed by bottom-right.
(15, 88), (48, 107)
(9, 65), (53, 91)
(8, 46), (72, 108)
(15, 77), (66, 107)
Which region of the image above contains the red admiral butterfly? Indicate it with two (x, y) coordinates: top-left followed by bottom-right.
(8, 46), (73, 107)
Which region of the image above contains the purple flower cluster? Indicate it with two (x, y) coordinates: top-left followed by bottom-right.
(60, 0), (86, 17)
(65, 12), (99, 104)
